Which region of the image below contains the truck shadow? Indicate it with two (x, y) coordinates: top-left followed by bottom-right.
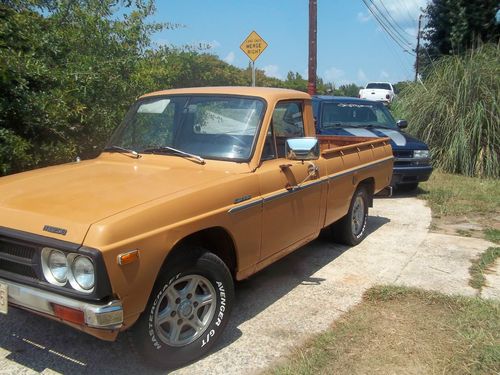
(0, 215), (390, 374)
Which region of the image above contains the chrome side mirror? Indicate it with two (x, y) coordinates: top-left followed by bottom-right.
(397, 119), (408, 129)
(285, 138), (320, 161)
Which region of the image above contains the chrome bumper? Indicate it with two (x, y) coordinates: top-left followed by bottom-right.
(1, 278), (123, 329)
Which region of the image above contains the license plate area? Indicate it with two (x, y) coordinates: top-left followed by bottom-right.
(0, 282), (8, 314)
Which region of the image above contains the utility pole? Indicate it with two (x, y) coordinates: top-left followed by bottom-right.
(308, 0), (317, 95)
(415, 14), (422, 82)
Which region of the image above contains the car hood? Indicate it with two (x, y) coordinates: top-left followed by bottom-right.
(0, 156), (234, 244)
(317, 127), (428, 150)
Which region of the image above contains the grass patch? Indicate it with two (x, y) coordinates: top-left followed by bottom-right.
(393, 45), (500, 178)
(485, 229), (500, 244)
(267, 285), (500, 375)
(418, 171), (500, 218)
(469, 247), (500, 290)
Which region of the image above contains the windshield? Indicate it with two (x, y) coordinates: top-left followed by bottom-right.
(320, 102), (398, 129)
(107, 95), (265, 161)
(366, 83), (392, 90)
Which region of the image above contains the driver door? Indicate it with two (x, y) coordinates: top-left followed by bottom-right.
(257, 101), (322, 261)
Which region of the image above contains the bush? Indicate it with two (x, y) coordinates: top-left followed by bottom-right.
(394, 44), (499, 178)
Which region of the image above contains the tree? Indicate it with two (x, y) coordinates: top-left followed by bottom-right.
(422, 0), (500, 65)
(334, 83), (362, 97)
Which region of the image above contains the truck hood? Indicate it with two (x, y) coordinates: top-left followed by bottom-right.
(0, 157), (231, 244)
(317, 127), (429, 150)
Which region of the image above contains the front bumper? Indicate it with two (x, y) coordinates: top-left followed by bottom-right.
(391, 165), (433, 185)
(1, 278), (123, 329)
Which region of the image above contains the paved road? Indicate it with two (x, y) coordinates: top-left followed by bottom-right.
(0, 196), (496, 374)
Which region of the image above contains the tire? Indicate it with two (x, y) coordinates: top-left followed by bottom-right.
(128, 249), (234, 369)
(331, 186), (369, 246)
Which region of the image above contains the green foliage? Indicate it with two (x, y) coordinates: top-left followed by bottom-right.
(469, 247), (500, 290)
(0, 0), (166, 174)
(422, 0), (500, 70)
(0, 1), (263, 175)
(333, 83), (362, 97)
(394, 44), (500, 178)
(0, 1), (366, 176)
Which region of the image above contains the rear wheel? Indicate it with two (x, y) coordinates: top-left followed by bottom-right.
(331, 186), (369, 246)
(128, 250), (234, 369)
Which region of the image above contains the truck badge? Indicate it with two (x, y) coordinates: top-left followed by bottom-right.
(43, 225), (67, 236)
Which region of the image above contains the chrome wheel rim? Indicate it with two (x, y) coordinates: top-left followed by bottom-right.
(351, 196), (365, 236)
(154, 275), (216, 347)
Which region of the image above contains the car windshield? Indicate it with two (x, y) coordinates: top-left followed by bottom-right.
(320, 102), (398, 129)
(107, 95), (265, 161)
(366, 83), (392, 90)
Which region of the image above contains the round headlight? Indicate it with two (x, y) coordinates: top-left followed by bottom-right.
(71, 256), (95, 290)
(48, 250), (68, 283)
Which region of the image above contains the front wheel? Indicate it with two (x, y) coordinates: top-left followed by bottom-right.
(331, 186), (369, 246)
(128, 250), (234, 369)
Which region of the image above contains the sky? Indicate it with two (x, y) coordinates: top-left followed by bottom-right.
(150, 0), (429, 86)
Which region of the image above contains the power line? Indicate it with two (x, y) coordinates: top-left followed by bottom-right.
(394, 0), (419, 28)
(366, 0), (413, 48)
(378, 0), (415, 38)
(362, 0), (415, 54)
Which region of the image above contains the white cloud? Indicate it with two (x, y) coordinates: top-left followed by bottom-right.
(263, 65), (282, 79)
(370, 0), (429, 23)
(357, 12), (371, 23)
(324, 67), (345, 82)
(223, 51), (235, 64)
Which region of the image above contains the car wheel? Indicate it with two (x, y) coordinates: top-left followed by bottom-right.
(128, 250), (234, 369)
(331, 186), (369, 246)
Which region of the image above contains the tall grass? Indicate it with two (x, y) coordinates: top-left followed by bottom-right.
(394, 44), (499, 178)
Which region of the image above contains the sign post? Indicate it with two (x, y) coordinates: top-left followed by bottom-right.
(240, 31), (268, 87)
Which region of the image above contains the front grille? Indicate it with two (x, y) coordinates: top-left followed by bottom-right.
(0, 241), (35, 260)
(0, 258), (38, 279)
(0, 238), (40, 281)
(393, 150), (413, 158)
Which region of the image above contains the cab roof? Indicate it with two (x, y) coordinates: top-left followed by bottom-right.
(140, 86), (311, 102)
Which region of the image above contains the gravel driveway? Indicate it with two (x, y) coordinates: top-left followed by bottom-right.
(0, 196), (496, 374)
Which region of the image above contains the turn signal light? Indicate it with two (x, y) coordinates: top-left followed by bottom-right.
(53, 304), (85, 325)
(117, 250), (140, 265)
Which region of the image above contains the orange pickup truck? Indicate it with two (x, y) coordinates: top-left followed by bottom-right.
(0, 87), (393, 368)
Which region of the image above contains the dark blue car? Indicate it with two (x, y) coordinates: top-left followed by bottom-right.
(312, 96), (433, 190)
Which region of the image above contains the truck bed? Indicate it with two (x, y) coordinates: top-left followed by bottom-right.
(317, 135), (391, 155)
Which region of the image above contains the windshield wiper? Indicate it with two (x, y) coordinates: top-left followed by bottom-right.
(104, 145), (140, 159)
(142, 146), (205, 165)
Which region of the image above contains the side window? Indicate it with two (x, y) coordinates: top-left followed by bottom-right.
(272, 101), (305, 158)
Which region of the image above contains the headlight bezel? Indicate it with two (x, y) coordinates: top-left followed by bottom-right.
(68, 254), (96, 292)
(41, 247), (96, 294)
(413, 149), (430, 159)
(41, 248), (69, 286)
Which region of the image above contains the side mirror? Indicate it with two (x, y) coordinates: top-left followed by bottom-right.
(397, 119), (408, 129)
(285, 138), (320, 161)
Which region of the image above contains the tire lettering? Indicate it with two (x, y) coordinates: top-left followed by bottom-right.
(215, 281), (226, 327)
(201, 329), (215, 348)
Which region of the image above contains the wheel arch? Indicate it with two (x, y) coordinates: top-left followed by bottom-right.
(162, 227), (238, 279)
(357, 177), (375, 207)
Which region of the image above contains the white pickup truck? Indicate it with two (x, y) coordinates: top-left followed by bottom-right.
(359, 82), (395, 105)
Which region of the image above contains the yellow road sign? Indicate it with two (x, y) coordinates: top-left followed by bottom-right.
(240, 31), (268, 62)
